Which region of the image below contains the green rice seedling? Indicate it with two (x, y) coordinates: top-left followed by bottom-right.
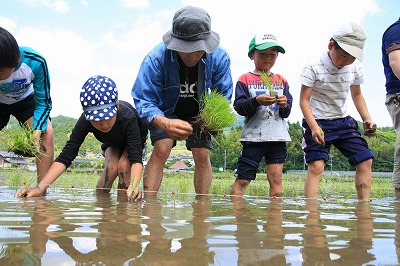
(294, 187), (299, 200)
(6, 170), (26, 188)
(210, 179), (226, 195)
(177, 177), (193, 194)
(64, 171), (101, 188)
(3, 169), (396, 199)
(5, 123), (45, 159)
(260, 71), (277, 97)
(195, 91), (236, 136)
(2, 168), (36, 195)
(160, 172), (195, 195)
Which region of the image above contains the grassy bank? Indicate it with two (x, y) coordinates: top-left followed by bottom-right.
(0, 169), (394, 199)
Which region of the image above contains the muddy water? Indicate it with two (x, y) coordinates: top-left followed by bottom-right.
(0, 186), (399, 265)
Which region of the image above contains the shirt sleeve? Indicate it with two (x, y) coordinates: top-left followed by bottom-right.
(384, 22), (400, 54)
(55, 115), (89, 168)
(233, 76), (260, 116)
(125, 116), (144, 164)
(299, 64), (316, 88)
(23, 48), (52, 132)
(209, 48), (233, 102)
(132, 52), (165, 126)
(279, 79), (292, 118)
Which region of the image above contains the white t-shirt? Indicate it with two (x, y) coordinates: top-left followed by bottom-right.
(299, 52), (364, 120)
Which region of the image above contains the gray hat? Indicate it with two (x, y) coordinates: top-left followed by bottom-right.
(332, 22), (366, 61)
(162, 6), (220, 53)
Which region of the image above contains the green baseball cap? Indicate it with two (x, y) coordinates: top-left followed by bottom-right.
(248, 33), (285, 56)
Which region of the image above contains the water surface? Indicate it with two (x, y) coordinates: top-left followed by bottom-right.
(0, 186), (399, 265)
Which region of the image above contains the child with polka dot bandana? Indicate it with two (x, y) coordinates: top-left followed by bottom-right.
(15, 75), (147, 201)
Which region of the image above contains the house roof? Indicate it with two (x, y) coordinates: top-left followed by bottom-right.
(169, 160), (189, 170)
(0, 150), (32, 165)
(0, 150), (21, 157)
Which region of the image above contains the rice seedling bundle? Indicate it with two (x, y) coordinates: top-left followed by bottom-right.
(6, 124), (44, 158)
(195, 91), (236, 136)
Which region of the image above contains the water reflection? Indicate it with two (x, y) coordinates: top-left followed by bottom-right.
(301, 199), (330, 264)
(0, 187), (399, 265)
(0, 193), (143, 265)
(301, 200), (374, 265)
(175, 195), (214, 264)
(138, 195), (214, 265)
(393, 201), (400, 265)
(51, 194), (142, 265)
(334, 201), (374, 264)
(0, 197), (61, 265)
(231, 197), (286, 265)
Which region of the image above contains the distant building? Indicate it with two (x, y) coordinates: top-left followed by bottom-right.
(179, 155), (194, 165)
(72, 158), (95, 168)
(169, 160), (189, 171)
(166, 155), (194, 165)
(85, 152), (103, 158)
(0, 150), (34, 169)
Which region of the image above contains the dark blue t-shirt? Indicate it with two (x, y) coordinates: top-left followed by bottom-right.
(382, 17), (400, 94)
(174, 56), (199, 122)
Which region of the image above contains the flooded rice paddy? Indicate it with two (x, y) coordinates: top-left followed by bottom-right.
(0, 185), (399, 265)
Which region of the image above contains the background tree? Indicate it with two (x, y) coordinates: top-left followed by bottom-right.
(210, 127), (242, 171)
(0, 116), (396, 173)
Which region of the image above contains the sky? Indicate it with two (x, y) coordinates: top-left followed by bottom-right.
(1, 0), (399, 127)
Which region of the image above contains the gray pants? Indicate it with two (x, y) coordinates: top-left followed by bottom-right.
(386, 94), (400, 188)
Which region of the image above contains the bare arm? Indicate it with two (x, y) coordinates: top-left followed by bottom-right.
(15, 162), (66, 197)
(299, 84), (324, 145)
(350, 84), (376, 136)
(127, 162), (143, 201)
(389, 49), (400, 79)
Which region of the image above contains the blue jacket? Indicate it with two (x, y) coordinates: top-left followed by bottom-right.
(132, 43), (233, 126)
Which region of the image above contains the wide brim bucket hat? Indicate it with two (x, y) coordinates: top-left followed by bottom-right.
(162, 6), (220, 53)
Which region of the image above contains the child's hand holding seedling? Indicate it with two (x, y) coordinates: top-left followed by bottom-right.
(363, 121), (377, 137)
(311, 126), (325, 145)
(256, 94), (278, 106)
(277, 95), (288, 109)
(127, 185), (142, 202)
(6, 123), (45, 158)
(260, 71), (278, 98)
(15, 185), (45, 198)
(31, 129), (42, 150)
(256, 94), (288, 108)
